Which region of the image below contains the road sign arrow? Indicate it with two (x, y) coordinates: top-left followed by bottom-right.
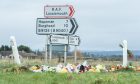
(72, 18), (78, 34)
(69, 5), (75, 17)
(69, 19), (75, 34)
(69, 18), (78, 34)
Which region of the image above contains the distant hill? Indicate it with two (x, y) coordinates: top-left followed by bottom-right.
(83, 50), (140, 57)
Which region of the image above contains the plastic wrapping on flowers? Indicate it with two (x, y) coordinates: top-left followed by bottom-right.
(29, 61), (137, 73)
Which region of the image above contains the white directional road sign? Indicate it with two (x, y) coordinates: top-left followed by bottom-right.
(36, 18), (78, 35)
(44, 5), (75, 18)
(69, 36), (80, 46)
(50, 35), (68, 44)
(50, 35), (80, 46)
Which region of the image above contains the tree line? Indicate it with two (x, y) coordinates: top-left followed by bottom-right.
(0, 45), (32, 53)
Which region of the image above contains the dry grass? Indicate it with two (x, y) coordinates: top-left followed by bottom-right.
(1, 58), (140, 66)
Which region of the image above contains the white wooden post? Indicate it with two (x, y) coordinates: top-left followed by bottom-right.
(10, 36), (21, 65)
(123, 40), (128, 67)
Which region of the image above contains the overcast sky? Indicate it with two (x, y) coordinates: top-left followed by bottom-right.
(0, 0), (140, 51)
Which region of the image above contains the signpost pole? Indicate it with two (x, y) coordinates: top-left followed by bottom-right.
(74, 45), (77, 64)
(64, 45), (67, 64)
(49, 43), (52, 64)
(45, 35), (48, 63)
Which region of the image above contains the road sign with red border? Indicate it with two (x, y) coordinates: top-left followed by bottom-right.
(44, 5), (75, 18)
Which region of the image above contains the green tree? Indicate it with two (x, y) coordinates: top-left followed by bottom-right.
(0, 45), (12, 51)
(5, 45), (11, 51)
(18, 45), (32, 53)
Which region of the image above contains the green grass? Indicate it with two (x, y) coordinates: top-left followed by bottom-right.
(0, 71), (140, 84)
(0, 59), (140, 84)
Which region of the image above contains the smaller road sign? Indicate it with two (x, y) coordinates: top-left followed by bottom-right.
(50, 35), (68, 44)
(44, 5), (75, 18)
(69, 36), (80, 46)
(50, 35), (80, 46)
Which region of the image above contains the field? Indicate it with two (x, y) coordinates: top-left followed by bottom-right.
(1, 71), (140, 84)
(1, 59), (140, 84)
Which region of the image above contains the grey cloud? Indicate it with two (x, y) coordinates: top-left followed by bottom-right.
(0, 0), (140, 51)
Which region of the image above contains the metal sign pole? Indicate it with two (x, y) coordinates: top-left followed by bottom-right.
(74, 45), (77, 64)
(45, 35), (48, 63)
(49, 43), (52, 63)
(64, 45), (67, 64)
